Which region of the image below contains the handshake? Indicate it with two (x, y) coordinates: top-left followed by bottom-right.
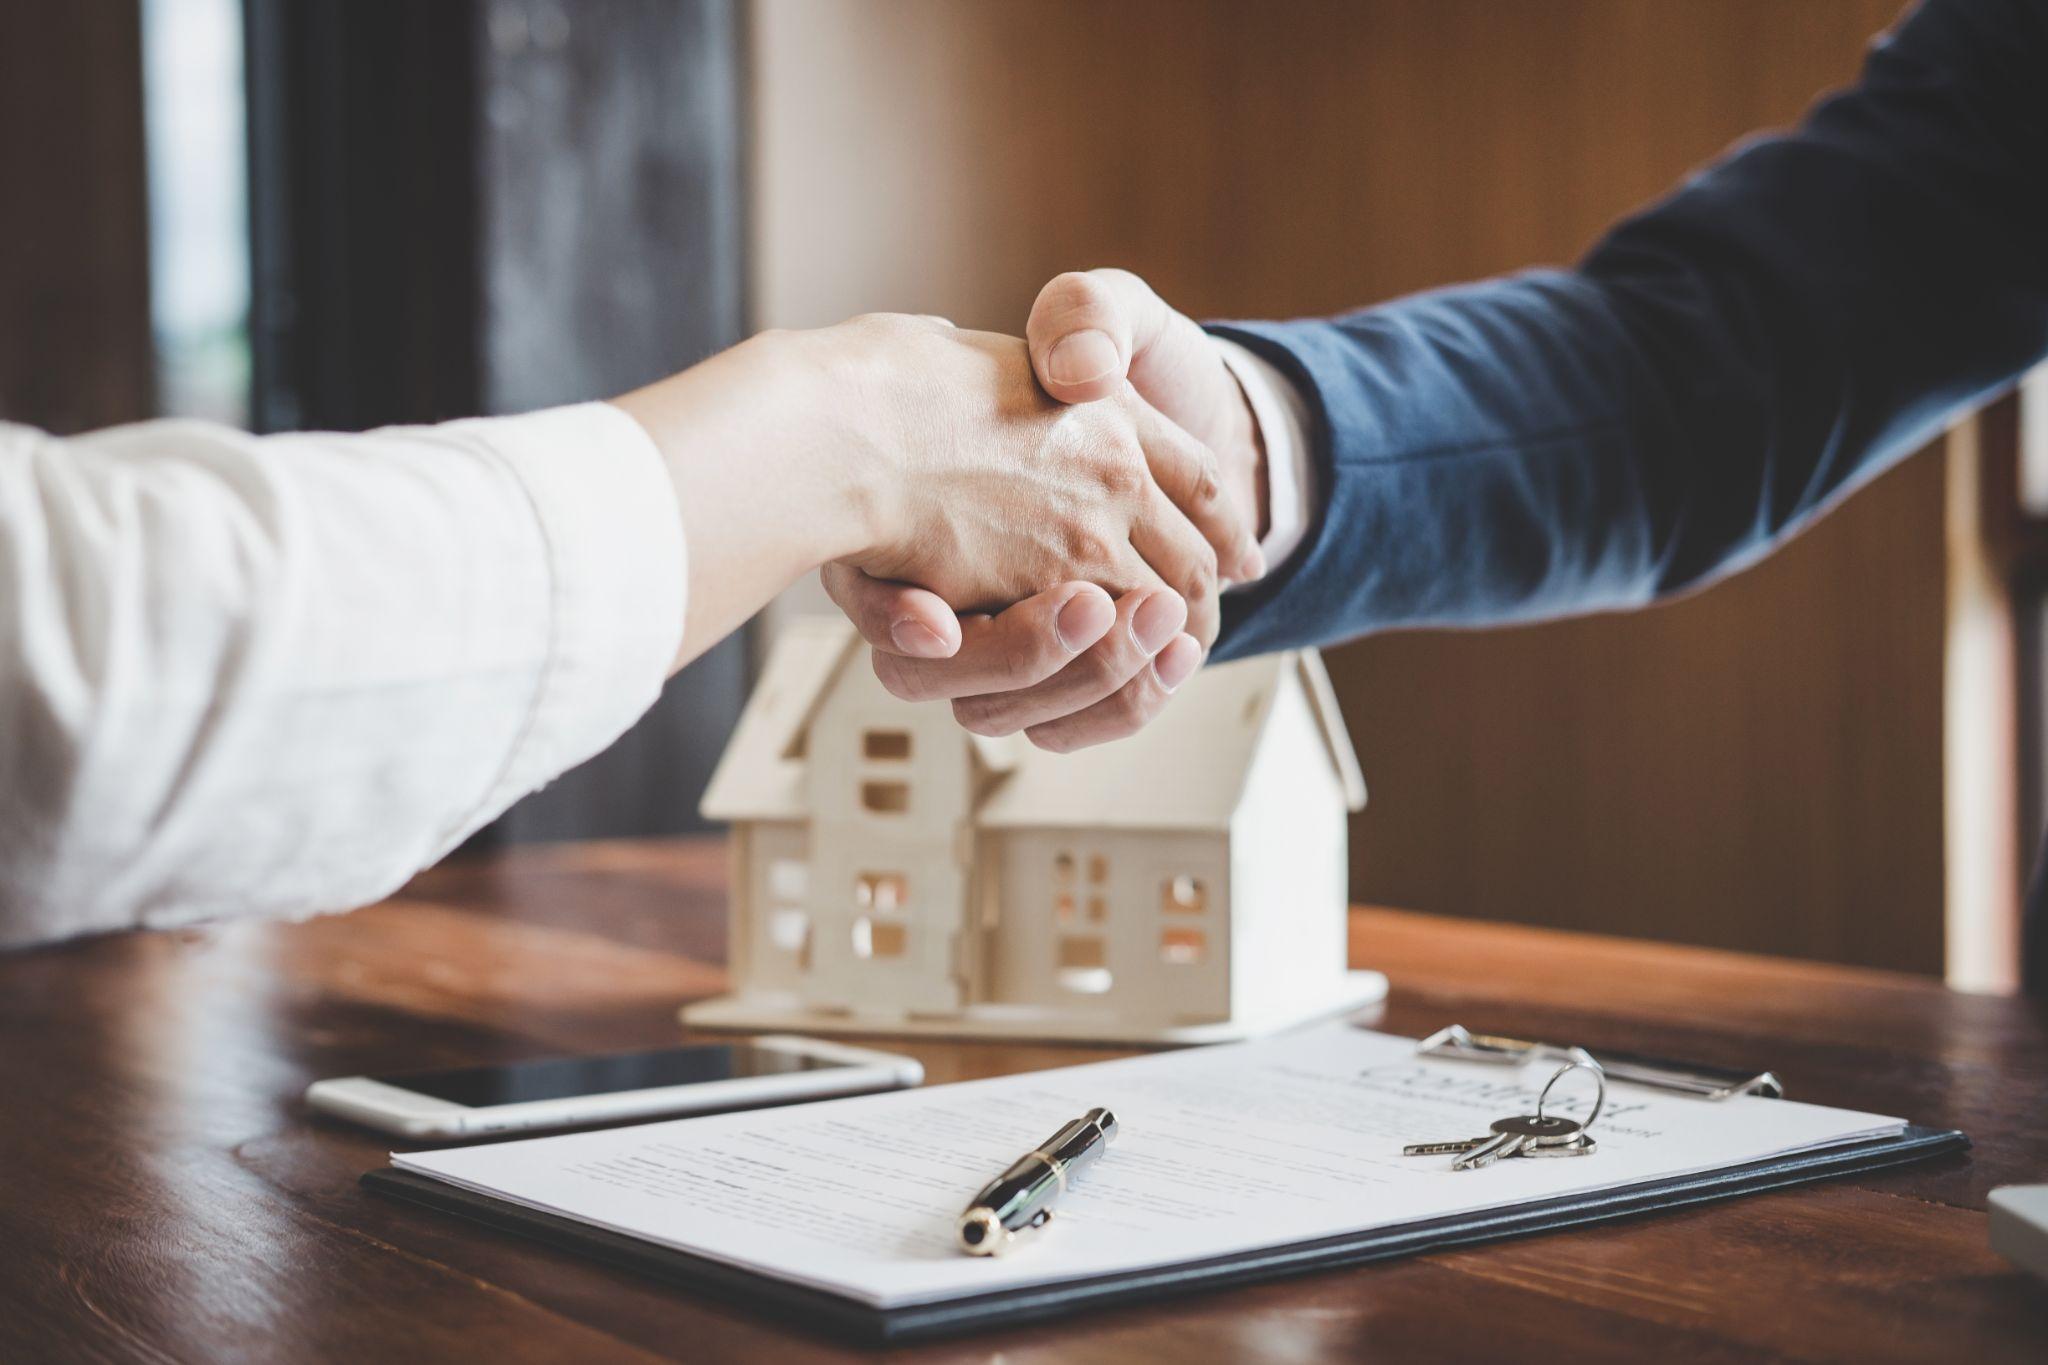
(618, 268), (1269, 752)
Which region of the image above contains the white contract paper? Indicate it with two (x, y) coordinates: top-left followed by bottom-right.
(393, 1025), (1903, 1308)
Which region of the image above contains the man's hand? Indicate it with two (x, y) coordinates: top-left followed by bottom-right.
(1028, 269), (1264, 530)
(826, 315), (1256, 648)
(824, 270), (1261, 750)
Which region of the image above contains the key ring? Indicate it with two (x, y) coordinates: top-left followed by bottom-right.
(1535, 1051), (1606, 1135)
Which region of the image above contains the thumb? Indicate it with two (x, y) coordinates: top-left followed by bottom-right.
(1027, 269), (1224, 436)
(819, 563), (962, 658)
(1026, 268), (1171, 404)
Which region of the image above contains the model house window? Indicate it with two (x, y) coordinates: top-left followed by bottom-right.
(1056, 935), (1112, 993)
(1159, 926), (1206, 965)
(852, 916), (907, 959)
(855, 871), (908, 912)
(862, 729), (912, 761)
(1161, 875), (1206, 914)
(860, 780), (909, 814)
(768, 909), (812, 958)
(1056, 852), (1111, 923)
(768, 857), (808, 903)
(1054, 852), (1078, 923)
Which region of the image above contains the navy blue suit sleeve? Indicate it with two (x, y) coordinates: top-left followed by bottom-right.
(1212, 0), (2048, 660)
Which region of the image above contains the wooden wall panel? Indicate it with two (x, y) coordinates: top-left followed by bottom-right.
(750, 0), (1942, 971)
(0, 4), (152, 432)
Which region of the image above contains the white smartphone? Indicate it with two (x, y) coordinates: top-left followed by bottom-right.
(305, 1035), (922, 1138)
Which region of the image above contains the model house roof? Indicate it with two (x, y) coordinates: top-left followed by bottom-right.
(701, 617), (1364, 830)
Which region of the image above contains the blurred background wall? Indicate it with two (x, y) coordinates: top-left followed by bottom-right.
(749, 0), (1966, 976)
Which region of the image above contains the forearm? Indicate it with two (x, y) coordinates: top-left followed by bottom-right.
(0, 331), (900, 947)
(0, 406), (682, 946)
(1212, 274), (1672, 656)
(1216, 0), (2048, 659)
(612, 330), (897, 668)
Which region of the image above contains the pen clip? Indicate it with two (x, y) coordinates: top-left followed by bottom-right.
(1008, 1207), (1055, 1248)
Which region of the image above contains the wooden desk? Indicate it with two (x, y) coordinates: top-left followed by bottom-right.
(4, 838), (2044, 1362)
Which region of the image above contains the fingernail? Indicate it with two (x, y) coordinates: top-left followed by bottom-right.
(1055, 588), (1115, 653)
(1046, 330), (1120, 387)
(890, 618), (948, 657)
(1153, 635), (1202, 692)
(1130, 592), (1187, 654)
(1237, 543), (1268, 581)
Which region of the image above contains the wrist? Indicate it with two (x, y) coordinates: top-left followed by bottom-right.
(614, 329), (887, 576)
(773, 320), (914, 567)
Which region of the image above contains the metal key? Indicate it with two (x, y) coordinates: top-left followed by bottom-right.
(1404, 1113), (1586, 1169)
(1405, 1055), (1609, 1170)
(1521, 1134), (1597, 1157)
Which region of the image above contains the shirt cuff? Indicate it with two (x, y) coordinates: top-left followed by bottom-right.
(443, 401), (687, 818)
(1213, 336), (1319, 581)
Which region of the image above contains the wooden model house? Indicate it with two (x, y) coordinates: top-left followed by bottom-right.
(685, 618), (1381, 1044)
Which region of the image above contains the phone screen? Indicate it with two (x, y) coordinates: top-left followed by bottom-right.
(373, 1043), (843, 1108)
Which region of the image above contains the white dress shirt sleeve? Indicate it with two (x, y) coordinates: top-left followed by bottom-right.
(0, 402), (684, 948)
(1213, 336), (1319, 578)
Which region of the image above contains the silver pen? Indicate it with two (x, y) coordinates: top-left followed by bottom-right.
(957, 1107), (1118, 1256)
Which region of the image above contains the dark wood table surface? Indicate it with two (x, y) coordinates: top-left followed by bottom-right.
(5, 837), (2046, 1363)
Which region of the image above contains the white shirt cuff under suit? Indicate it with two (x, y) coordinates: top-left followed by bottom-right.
(1213, 336), (1318, 580)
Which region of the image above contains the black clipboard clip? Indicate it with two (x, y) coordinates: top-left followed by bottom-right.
(1414, 1024), (1785, 1101)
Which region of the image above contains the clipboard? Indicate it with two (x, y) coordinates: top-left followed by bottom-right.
(362, 1124), (1966, 1344)
(1412, 1025), (1786, 1100)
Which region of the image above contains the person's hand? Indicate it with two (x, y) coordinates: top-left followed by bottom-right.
(824, 314), (1260, 646)
(617, 310), (1256, 669)
(824, 270), (1261, 749)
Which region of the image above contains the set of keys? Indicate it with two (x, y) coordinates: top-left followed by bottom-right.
(1404, 1056), (1606, 1171)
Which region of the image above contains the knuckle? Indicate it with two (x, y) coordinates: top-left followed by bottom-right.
(1086, 638), (1138, 687)
(844, 312), (929, 348)
(1061, 523), (1119, 573)
(1047, 269), (1113, 316)
(858, 605), (899, 648)
(1026, 725), (1075, 754)
(951, 697), (1014, 737)
(995, 627), (1052, 686)
(1100, 266), (1150, 301)
(1081, 427), (1145, 499)
(1099, 458), (1145, 500)
(1113, 683), (1157, 729)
